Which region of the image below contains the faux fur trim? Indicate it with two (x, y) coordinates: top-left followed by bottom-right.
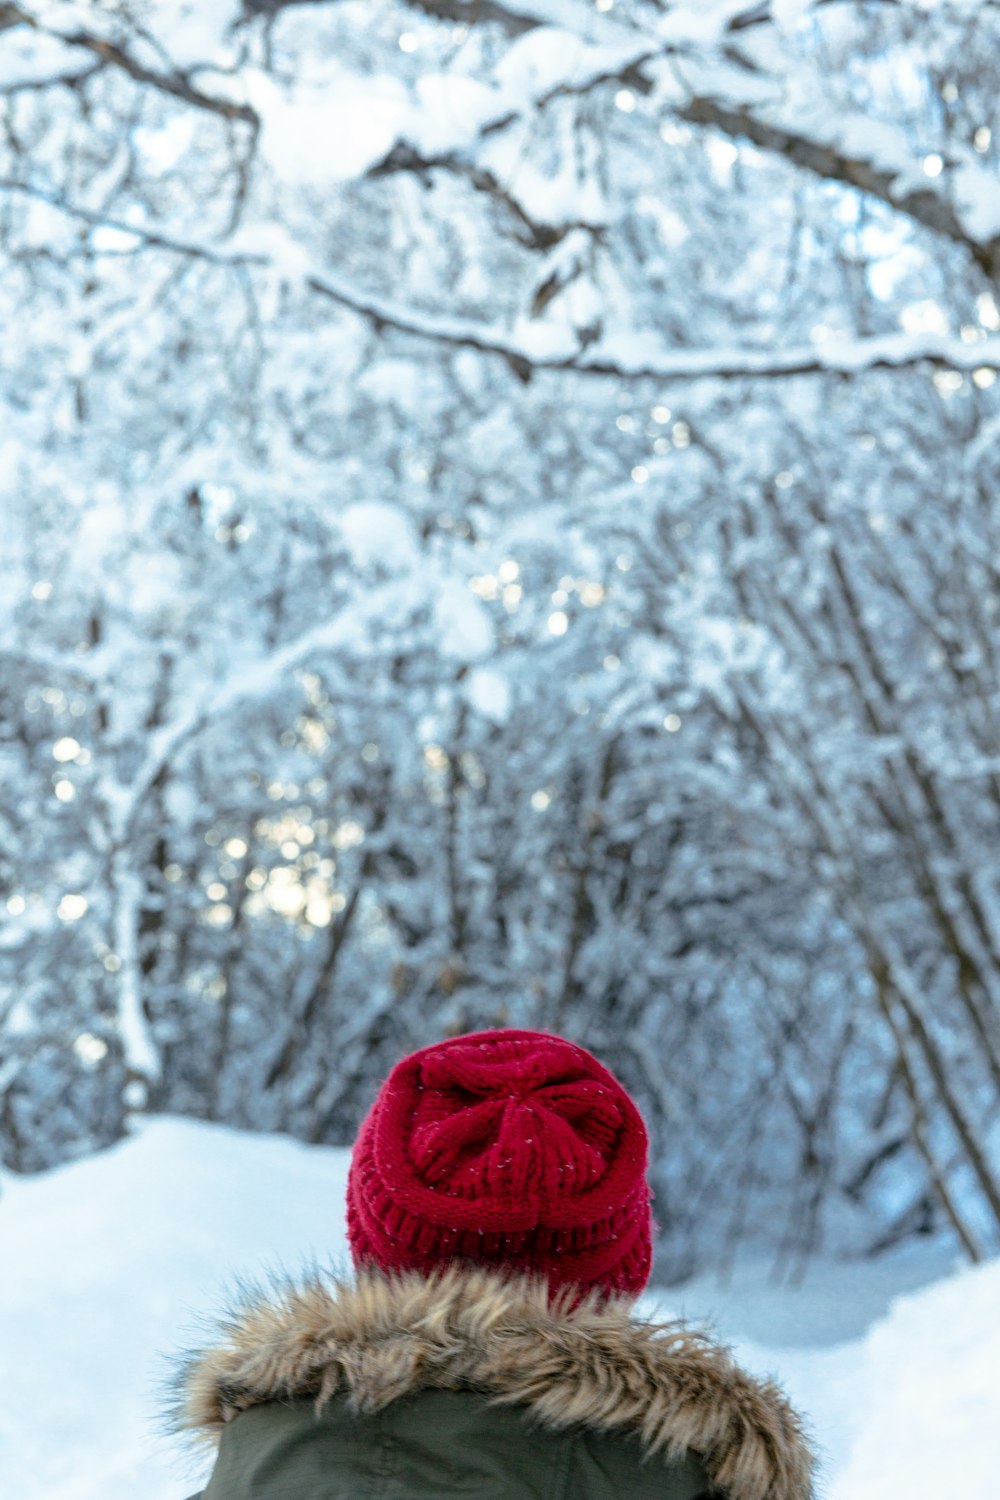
(175, 1264), (814, 1500)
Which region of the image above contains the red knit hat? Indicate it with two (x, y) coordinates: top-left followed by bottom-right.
(346, 1029), (652, 1300)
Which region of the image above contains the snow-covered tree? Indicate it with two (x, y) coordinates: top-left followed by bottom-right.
(2, 0), (1000, 1269)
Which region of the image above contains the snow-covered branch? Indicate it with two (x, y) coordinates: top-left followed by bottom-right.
(11, 0), (1000, 285)
(110, 850), (161, 1092)
(301, 272), (1000, 380)
(0, 177), (237, 259)
(5, 3), (258, 124)
(674, 93), (1000, 280)
(368, 144), (606, 251)
(104, 583), (409, 848)
(5, 175), (998, 381)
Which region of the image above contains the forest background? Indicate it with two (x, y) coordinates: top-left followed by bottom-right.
(3, 0), (1000, 1280)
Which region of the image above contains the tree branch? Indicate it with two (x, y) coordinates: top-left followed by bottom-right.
(0, 177), (243, 258)
(103, 581), (409, 846)
(307, 265), (1000, 380)
(675, 94), (1000, 280)
(0, 62), (101, 95)
(7, 4), (258, 124)
(368, 142), (606, 251)
(15, 0), (997, 284)
(242, 0), (540, 32)
(6, 176), (1000, 382)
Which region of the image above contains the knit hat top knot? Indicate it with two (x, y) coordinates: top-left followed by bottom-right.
(347, 1029), (652, 1300)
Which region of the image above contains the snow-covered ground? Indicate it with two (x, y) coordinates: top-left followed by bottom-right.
(1, 1117), (995, 1499)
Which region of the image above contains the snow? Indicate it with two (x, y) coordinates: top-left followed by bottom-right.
(771, 0), (812, 30)
(636, 196), (690, 248)
(480, 126), (610, 224)
(953, 162), (1000, 243)
(821, 1260), (1000, 1499)
(89, 223), (146, 253)
(133, 119), (198, 178)
(111, 857), (162, 1085)
(411, 75), (499, 154)
(339, 501), (420, 573)
(492, 27), (642, 97)
(434, 576), (494, 661)
(1, 1118), (997, 1500)
(479, 2), (640, 52)
(124, 0), (239, 70)
(26, 0), (239, 73)
(0, 1119), (350, 1500)
(0, 29), (76, 87)
(224, 222), (313, 277)
(240, 23), (651, 190)
(244, 69), (410, 185)
(465, 665), (512, 724)
(654, 0), (756, 45)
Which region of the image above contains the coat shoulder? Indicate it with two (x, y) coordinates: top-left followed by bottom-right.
(172, 1264), (815, 1500)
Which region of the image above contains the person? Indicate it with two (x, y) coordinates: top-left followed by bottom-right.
(172, 1029), (814, 1499)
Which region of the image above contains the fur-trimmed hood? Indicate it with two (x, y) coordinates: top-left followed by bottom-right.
(175, 1264), (814, 1500)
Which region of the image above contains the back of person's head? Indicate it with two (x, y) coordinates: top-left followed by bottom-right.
(346, 1028), (652, 1300)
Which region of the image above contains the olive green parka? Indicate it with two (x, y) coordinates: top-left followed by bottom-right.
(174, 1264), (814, 1500)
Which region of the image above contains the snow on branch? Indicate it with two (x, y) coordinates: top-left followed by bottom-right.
(111, 852), (161, 1091)
(3, 178), (998, 384)
(6, 3), (258, 124)
(242, 0), (538, 34)
(368, 143), (606, 250)
(0, 176), (246, 258)
(360, 9), (1000, 283)
(11, 0), (999, 284)
(303, 270), (1000, 381)
(673, 93), (1000, 280)
(352, 29), (1000, 283)
(103, 582), (409, 848)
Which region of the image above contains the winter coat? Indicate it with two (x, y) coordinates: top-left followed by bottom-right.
(174, 1263), (814, 1500)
